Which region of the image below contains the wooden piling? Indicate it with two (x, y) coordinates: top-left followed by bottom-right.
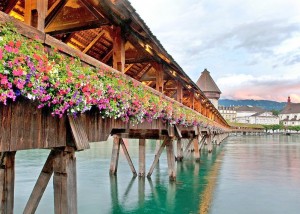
(193, 138), (200, 162)
(166, 140), (176, 181)
(120, 138), (137, 176)
(53, 148), (77, 214)
(139, 139), (146, 177)
(176, 139), (183, 161)
(110, 135), (121, 175)
(0, 152), (16, 214)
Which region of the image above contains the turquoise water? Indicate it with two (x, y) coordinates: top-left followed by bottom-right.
(14, 135), (300, 213)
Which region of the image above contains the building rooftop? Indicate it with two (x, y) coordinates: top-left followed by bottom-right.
(281, 103), (300, 114)
(196, 69), (221, 94)
(235, 106), (264, 112)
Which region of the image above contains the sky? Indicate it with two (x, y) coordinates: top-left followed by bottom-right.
(129, 0), (300, 102)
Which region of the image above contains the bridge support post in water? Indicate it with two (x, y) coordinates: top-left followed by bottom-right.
(166, 139), (176, 181)
(0, 152), (16, 214)
(139, 139), (146, 177)
(147, 137), (176, 181)
(176, 139), (183, 161)
(193, 137), (200, 162)
(110, 135), (137, 176)
(207, 133), (213, 153)
(53, 148), (77, 214)
(110, 135), (121, 175)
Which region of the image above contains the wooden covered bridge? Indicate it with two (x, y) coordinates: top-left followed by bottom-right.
(0, 0), (231, 213)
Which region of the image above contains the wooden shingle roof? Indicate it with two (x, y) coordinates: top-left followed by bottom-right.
(196, 69), (221, 94)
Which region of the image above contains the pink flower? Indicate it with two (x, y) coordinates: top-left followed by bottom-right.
(13, 68), (23, 76)
(0, 49), (3, 60)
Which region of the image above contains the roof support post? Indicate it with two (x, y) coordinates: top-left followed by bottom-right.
(176, 80), (183, 103)
(112, 26), (125, 73)
(153, 63), (164, 93)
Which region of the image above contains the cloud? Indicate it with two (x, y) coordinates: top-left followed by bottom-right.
(129, 0), (300, 102)
(217, 74), (300, 102)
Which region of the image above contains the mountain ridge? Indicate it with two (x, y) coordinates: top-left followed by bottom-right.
(219, 99), (286, 111)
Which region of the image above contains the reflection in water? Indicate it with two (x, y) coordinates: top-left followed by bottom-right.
(13, 138), (222, 213)
(210, 135), (300, 214)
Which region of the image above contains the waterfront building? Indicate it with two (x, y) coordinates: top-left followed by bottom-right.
(235, 106), (279, 125)
(218, 106), (236, 122)
(279, 96), (300, 126)
(196, 69), (221, 109)
(249, 111), (280, 125)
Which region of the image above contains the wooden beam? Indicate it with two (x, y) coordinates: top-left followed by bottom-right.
(45, 0), (67, 28)
(137, 64), (152, 80)
(193, 138), (200, 162)
(147, 139), (167, 178)
(166, 140), (176, 181)
(101, 49), (113, 63)
(0, 152), (16, 214)
(53, 149), (77, 214)
(138, 139), (146, 177)
(4, 0), (18, 14)
(83, 31), (105, 53)
(23, 150), (56, 214)
(176, 139), (183, 161)
(112, 26), (125, 72)
(24, 0), (33, 25)
(36, 0), (48, 31)
(176, 80), (183, 103)
(109, 135), (120, 175)
(120, 138), (137, 176)
(124, 64), (134, 73)
(68, 116), (90, 151)
(153, 63), (164, 93)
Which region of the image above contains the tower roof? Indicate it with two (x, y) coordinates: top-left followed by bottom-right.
(196, 69), (221, 94)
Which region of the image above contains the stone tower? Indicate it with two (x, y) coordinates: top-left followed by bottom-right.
(196, 69), (221, 109)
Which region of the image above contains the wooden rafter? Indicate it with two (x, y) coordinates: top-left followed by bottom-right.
(137, 64), (152, 80)
(4, 0), (18, 14)
(83, 31), (105, 53)
(101, 49), (113, 63)
(124, 64), (134, 74)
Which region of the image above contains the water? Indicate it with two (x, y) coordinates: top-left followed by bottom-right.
(14, 135), (300, 213)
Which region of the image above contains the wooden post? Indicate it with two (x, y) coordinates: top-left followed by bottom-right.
(183, 138), (194, 158)
(24, 0), (33, 25)
(154, 63), (164, 93)
(139, 139), (146, 177)
(176, 139), (183, 161)
(23, 150), (56, 214)
(193, 137), (200, 162)
(120, 138), (137, 176)
(176, 80), (183, 103)
(154, 140), (160, 160)
(0, 152), (16, 214)
(207, 134), (213, 153)
(166, 139), (176, 181)
(53, 148), (77, 214)
(189, 91), (195, 109)
(36, 0), (48, 31)
(112, 26), (125, 72)
(110, 135), (121, 175)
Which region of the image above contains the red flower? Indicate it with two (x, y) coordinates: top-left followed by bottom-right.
(15, 40), (21, 48)
(12, 68), (23, 76)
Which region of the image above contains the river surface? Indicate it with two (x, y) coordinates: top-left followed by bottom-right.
(14, 135), (300, 213)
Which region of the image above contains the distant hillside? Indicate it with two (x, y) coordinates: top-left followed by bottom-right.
(219, 99), (286, 111)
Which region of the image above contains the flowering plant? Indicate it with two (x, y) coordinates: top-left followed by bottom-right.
(0, 23), (211, 127)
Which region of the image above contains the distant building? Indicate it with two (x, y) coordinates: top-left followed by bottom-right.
(218, 106), (236, 122)
(196, 69), (221, 109)
(279, 97), (300, 126)
(235, 105), (279, 125)
(249, 111), (280, 125)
